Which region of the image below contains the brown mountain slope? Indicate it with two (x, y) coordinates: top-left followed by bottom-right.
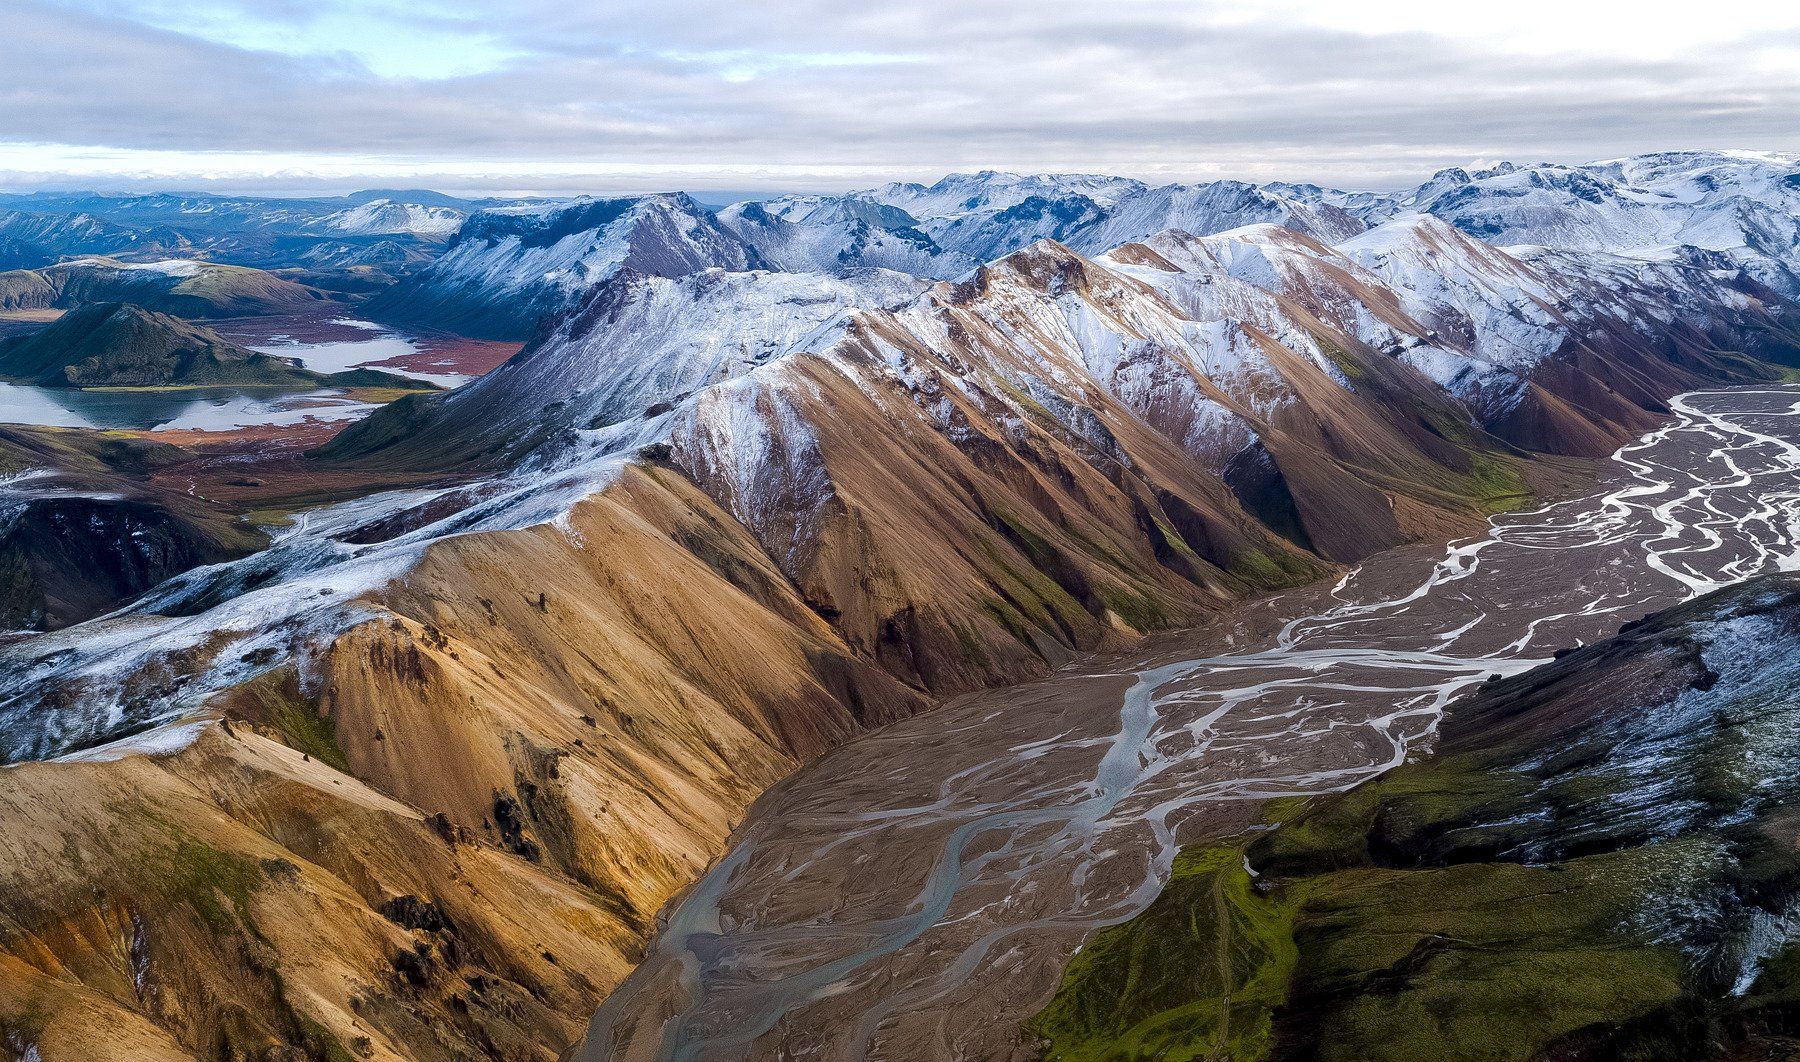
(0, 465), (925, 1059)
(0, 229), (1793, 1059)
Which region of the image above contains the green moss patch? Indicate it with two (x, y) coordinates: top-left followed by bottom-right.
(1030, 846), (1302, 1061)
(223, 667), (351, 772)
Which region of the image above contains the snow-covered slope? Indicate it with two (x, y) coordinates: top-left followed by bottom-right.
(1284, 151), (1800, 297)
(715, 200), (975, 279)
(857, 172), (1365, 261)
(394, 267), (931, 451)
(1077, 181), (1364, 249)
(363, 193), (764, 338)
(323, 198), (466, 239)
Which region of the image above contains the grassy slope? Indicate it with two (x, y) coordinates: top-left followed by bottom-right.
(1030, 575), (1800, 1061)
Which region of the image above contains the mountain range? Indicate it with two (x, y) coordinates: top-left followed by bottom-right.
(0, 150), (1798, 1059)
(360, 151), (1800, 342)
(0, 189), (533, 274)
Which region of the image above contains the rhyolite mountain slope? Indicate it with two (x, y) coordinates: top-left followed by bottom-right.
(1033, 571), (1800, 1061)
(0, 303), (432, 390)
(1108, 217), (1799, 458)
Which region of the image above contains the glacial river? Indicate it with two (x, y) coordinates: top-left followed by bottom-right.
(581, 387), (1800, 1061)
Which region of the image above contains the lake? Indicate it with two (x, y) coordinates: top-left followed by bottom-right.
(0, 317), (472, 432)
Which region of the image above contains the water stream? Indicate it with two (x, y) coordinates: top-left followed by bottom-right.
(583, 387), (1800, 1061)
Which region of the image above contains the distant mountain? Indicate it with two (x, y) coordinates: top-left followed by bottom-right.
(715, 198), (976, 279)
(868, 171), (1150, 217)
(1284, 150), (1800, 297)
(0, 189), (477, 237)
(0, 189), (500, 273)
(856, 172), (1366, 259)
(0, 209), (194, 270)
(0, 303), (431, 390)
(0, 257), (339, 318)
(717, 173), (1365, 279)
(363, 193), (765, 338)
(321, 199), (466, 239)
(366, 177), (1375, 338)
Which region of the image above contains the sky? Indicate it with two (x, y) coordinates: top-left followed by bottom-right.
(3, 0), (1799, 196)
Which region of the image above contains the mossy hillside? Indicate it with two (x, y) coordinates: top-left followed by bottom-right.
(221, 668), (351, 772)
(1028, 846), (1302, 1062)
(0, 302), (437, 393)
(159, 837), (266, 935)
(1031, 575), (1800, 1061)
(1032, 815), (1717, 1062)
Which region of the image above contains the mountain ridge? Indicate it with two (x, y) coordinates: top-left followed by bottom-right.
(0, 151), (1798, 1059)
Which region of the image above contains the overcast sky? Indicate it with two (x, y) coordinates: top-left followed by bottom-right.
(4, 0), (1798, 195)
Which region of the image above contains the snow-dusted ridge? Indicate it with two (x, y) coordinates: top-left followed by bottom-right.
(323, 199), (465, 239)
(6, 152), (1800, 763)
(1316, 151), (1800, 297)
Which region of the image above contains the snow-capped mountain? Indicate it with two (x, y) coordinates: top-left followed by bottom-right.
(278, 155), (1800, 346)
(867, 171), (1151, 218)
(363, 193), (764, 338)
(323, 198), (466, 239)
(368, 175), (1372, 338)
(857, 173), (1366, 259)
(715, 199), (976, 279)
(1112, 216), (1798, 456)
(1287, 151), (1800, 296)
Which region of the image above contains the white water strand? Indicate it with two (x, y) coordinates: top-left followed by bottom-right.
(584, 386), (1800, 1062)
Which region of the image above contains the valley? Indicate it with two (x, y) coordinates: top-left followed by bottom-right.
(581, 386), (1800, 1061)
(1, 153), (1800, 1059)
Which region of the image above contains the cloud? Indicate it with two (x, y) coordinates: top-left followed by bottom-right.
(2, 0), (1797, 193)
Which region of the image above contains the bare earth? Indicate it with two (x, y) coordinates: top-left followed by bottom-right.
(580, 387), (1800, 1061)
